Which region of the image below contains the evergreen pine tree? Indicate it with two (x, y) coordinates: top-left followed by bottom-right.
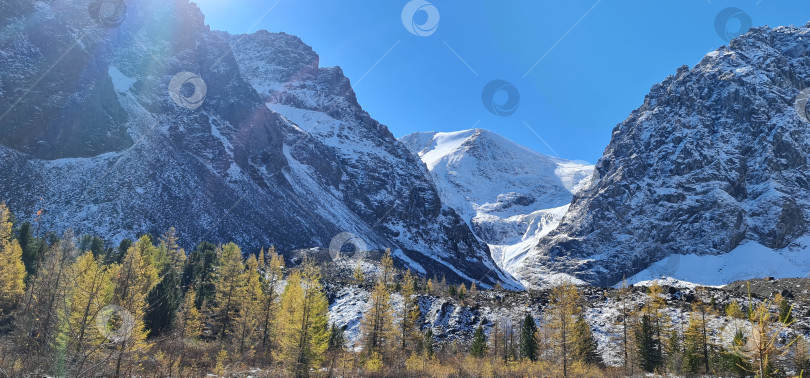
(181, 241), (218, 308)
(717, 329), (748, 376)
(635, 314), (663, 372)
(470, 325), (487, 358)
(328, 323), (345, 351)
(776, 294), (793, 325)
(325, 323), (346, 377)
(423, 328), (435, 358)
(518, 314), (538, 361)
(144, 267), (182, 337)
(16, 221), (40, 277)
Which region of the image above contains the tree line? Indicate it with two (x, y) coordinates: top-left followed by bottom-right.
(0, 202), (808, 377)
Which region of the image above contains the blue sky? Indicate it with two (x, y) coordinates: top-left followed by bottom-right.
(193, 0), (810, 163)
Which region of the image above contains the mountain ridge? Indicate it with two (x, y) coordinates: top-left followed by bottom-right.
(0, 0), (517, 289)
(518, 23), (810, 288)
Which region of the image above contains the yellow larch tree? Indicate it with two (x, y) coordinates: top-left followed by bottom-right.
(62, 251), (117, 376)
(110, 236), (159, 377)
(360, 279), (398, 365)
(213, 242), (247, 340)
(233, 254), (265, 356)
(13, 231), (75, 370)
(0, 203), (25, 313)
(275, 262), (330, 376)
(159, 227), (186, 272)
(399, 269), (421, 355)
(546, 281), (583, 377)
(353, 261), (365, 283)
(167, 285), (203, 376)
(259, 248), (284, 358)
(380, 248), (394, 287)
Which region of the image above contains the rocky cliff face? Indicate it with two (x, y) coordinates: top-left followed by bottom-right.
(518, 24), (810, 288)
(0, 0), (516, 288)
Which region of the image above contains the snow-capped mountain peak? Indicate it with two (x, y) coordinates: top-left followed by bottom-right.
(400, 129), (593, 282)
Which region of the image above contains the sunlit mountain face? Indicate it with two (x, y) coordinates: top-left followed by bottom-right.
(2, 2), (810, 376)
(0, 0), (518, 289)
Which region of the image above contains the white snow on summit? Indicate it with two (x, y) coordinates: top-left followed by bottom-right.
(400, 129), (593, 281)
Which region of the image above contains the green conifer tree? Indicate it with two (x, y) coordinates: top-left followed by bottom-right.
(635, 314), (663, 372)
(470, 325), (488, 358)
(519, 314), (538, 361)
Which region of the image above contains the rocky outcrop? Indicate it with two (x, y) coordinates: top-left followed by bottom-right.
(519, 24), (810, 288)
